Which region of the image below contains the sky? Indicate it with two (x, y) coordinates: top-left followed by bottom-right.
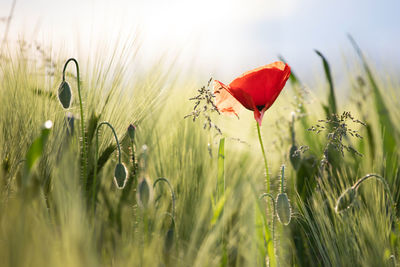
(1, 0), (399, 84)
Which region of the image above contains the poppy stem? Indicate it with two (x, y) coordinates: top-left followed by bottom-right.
(259, 193), (276, 248)
(153, 178), (176, 219)
(281, 165), (285, 194)
(256, 122), (270, 193)
(62, 58), (88, 187)
(93, 121), (122, 215)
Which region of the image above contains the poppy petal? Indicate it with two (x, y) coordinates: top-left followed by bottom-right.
(229, 62), (291, 109)
(214, 61), (290, 126)
(213, 80), (243, 117)
(224, 85), (256, 111)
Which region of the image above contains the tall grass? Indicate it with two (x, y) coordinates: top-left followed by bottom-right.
(0, 36), (399, 267)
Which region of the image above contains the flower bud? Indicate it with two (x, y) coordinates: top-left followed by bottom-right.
(114, 163), (128, 189)
(139, 145), (148, 171)
(127, 124), (136, 141)
(137, 177), (152, 208)
(276, 193), (291, 225)
(58, 81), (72, 109)
(164, 227), (174, 254)
(335, 187), (356, 213)
(65, 112), (75, 136)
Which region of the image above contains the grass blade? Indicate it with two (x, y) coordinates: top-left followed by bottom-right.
(315, 50), (337, 116)
(278, 55), (301, 88)
(348, 34), (398, 174)
(217, 138), (225, 200)
(25, 121), (53, 173)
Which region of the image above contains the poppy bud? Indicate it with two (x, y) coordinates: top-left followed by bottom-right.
(65, 112), (75, 136)
(163, 227), (174, 254)
(58, 81), (72, 109)
(289, 145), (301, 170)
(137, 177), (152, 208)
(276, 193), (291, 225)
(114, 163), (128, 189)
(127, 124), (136, 141)
(139, 145), (148, 171)
(335, 187), (356, 213)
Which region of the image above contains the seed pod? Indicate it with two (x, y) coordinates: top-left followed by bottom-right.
(58, 81), (72, 109)
(163, 227), (174, 254)
(289, 145), (301, 170)
(137, 177), (152, 208)
(335, 187), (356, 213)
(276, 193), (291, 225)
(127, 124), (136, 142)
(114, 163), (128, 189)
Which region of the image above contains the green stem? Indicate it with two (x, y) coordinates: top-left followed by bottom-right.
(260, 193), (276, 245)
(130, 141), (137, 170)
(290, 113), (295, 144)
(62, 58), (88, 187)
(93, 121), (122, 214)
(153, 178), (176, 219)
(257, 122), (270, 193)
(281, 165), (285, 194)
(217, 138), (225, 200)
(216, 138), (226, 266)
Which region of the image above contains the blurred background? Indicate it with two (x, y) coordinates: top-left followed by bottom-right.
(1, 0), (399, 87)
(1, 2), (399, 266)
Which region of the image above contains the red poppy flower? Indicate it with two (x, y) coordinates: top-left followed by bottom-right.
(214, 61), (291, 125)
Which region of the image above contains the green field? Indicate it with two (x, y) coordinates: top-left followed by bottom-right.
(0, 37), (399, 267)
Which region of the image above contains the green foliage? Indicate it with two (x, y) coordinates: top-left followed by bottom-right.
(315, 50), (337, 117)
(348, 35), (399, 176)
(25, 121), (52, 173)
(0, 38), (399, 267)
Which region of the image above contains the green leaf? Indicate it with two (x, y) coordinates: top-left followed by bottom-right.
(25, 121), (52, 172)
(315, 50), (337, 116)
(25, 137), (44, 172)
(348, 34), (398, 173)
(210, 192), (227, 227)
(278, 55), (301, 88)
(23, 120), (53, 187)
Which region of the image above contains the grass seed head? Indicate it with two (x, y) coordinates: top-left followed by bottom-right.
(276, 193), (291, 225)
(58, 81), (72, 109)
(114, 163), (128, 189)
(335, 187), (356, 213)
